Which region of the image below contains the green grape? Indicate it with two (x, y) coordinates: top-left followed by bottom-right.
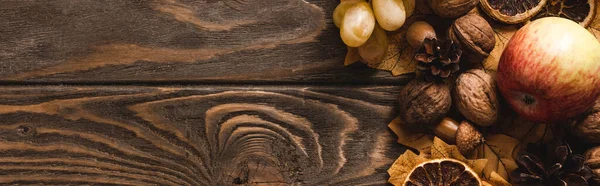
(333, 0), (365, 28)
(372, 0), (407, 31)
(358, 24), (388, 65)
(340, 1), (375, 47)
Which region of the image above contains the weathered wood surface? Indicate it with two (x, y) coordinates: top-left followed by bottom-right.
(0, 86), (404, 185)
(0, 0), (408, 84)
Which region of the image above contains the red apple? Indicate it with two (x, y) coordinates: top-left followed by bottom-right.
(497, 17), (600, 123)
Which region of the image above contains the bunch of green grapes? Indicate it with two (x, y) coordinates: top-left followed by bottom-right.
(334, 0), (415, 64)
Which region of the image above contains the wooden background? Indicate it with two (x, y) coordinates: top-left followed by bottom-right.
(0, 0), (407, 185)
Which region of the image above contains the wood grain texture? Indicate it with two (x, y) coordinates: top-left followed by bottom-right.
(0, 86), (405, 185)
(0, 0), (408, 84)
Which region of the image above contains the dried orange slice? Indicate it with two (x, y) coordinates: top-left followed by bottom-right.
(480, 0), (549, 24)
(532, 0), (596, 27)
(403, 159), (482, 186)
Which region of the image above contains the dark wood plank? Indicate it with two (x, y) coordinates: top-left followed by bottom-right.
(0, 0), (407, 84)
(0, 85), (404, 185)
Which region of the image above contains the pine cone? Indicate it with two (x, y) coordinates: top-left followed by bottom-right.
(415, 38), (462, 81)
(511, 142), (595, 186)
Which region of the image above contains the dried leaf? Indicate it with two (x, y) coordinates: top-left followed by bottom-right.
(388, 116), (433, 154)
(431, 137), (488, 175)
(482, 24), (519, 73)
(388, 118), (490, 184)
(498, 114), (554, 146)
(470, 134), (520, 181)
(374, 31), (418, 76)
(488, 171), (512, 186)
(387, 150), (429, 185)
(367, 1), (434, 76)
(588, 0), (600, 40)
(431, 137), (465, 161)
(344, 46), (361, 66)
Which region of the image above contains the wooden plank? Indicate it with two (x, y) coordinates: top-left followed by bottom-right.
(0, 85), (405, 185)
(0, 0), (407, 84)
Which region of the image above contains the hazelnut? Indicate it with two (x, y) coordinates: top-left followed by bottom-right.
(398, 79), (452, 129)
(453, 69), (499, 127)
(585, 146), (600, 183)
(449, 13), (496, 63)
(428, 0), (478, 18)
(569, 98), (600, 143)
(432, 118), (483, 154)
(406, 21), (437, 49)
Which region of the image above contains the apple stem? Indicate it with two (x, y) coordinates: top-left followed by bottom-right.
(522, 94), (536, 105)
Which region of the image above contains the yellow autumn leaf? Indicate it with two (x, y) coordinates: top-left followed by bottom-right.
(482, 23), (519, 73)
(388, 118), (490, 184)
(498, 112), (554, 146)
(388, 116), (433, 154)
(470, 134), (519, 181)
(431, 137), (465, 161)
(387, 150), (429, 185)
(588, 0), (600, 40)
(488, 171), (512, 186)
(344, 46), (361, 66)
(431, 137), (488, 175)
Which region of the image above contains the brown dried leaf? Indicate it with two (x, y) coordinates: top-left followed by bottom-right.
(498, 113), (554, 146)
(388, 117), (490, 184)
(488, 171), (512, 186)
(388, 116), (433, 154)
(431, 137), (465, 161)
(470, 134), (519, 181)
(588, 0), (600, 40)
(481, 23), (518, 73)
(344, 46), (361, 66)
(374, 31), (418, 76)
(431, 137), (488, 175)
(387, 150), (429, 185)
(368, 1), (434, 76)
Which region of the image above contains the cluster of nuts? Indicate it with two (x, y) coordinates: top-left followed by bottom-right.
(397, 0), (499, 155)
(393, 1), (600, 184)
(398, 69), (498, 154)
(405, 2), (496, 66)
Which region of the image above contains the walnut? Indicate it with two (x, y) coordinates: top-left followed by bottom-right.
(585, 146), (600, 184)
(428, 0), (478, 18)
(569, 98), (600, 143)
(398, 79), (452, 129)
(453, 69), (499, 126)
(449, 13), (496, 63)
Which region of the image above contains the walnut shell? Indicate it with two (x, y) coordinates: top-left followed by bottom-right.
(449, 13), (496, 63)
(428, 0), (478, 18)
(398, 79), (452, 129)
(453, 69), (499, 127)
(569, 98), (600, 143)
(585, 146), (600, 183)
